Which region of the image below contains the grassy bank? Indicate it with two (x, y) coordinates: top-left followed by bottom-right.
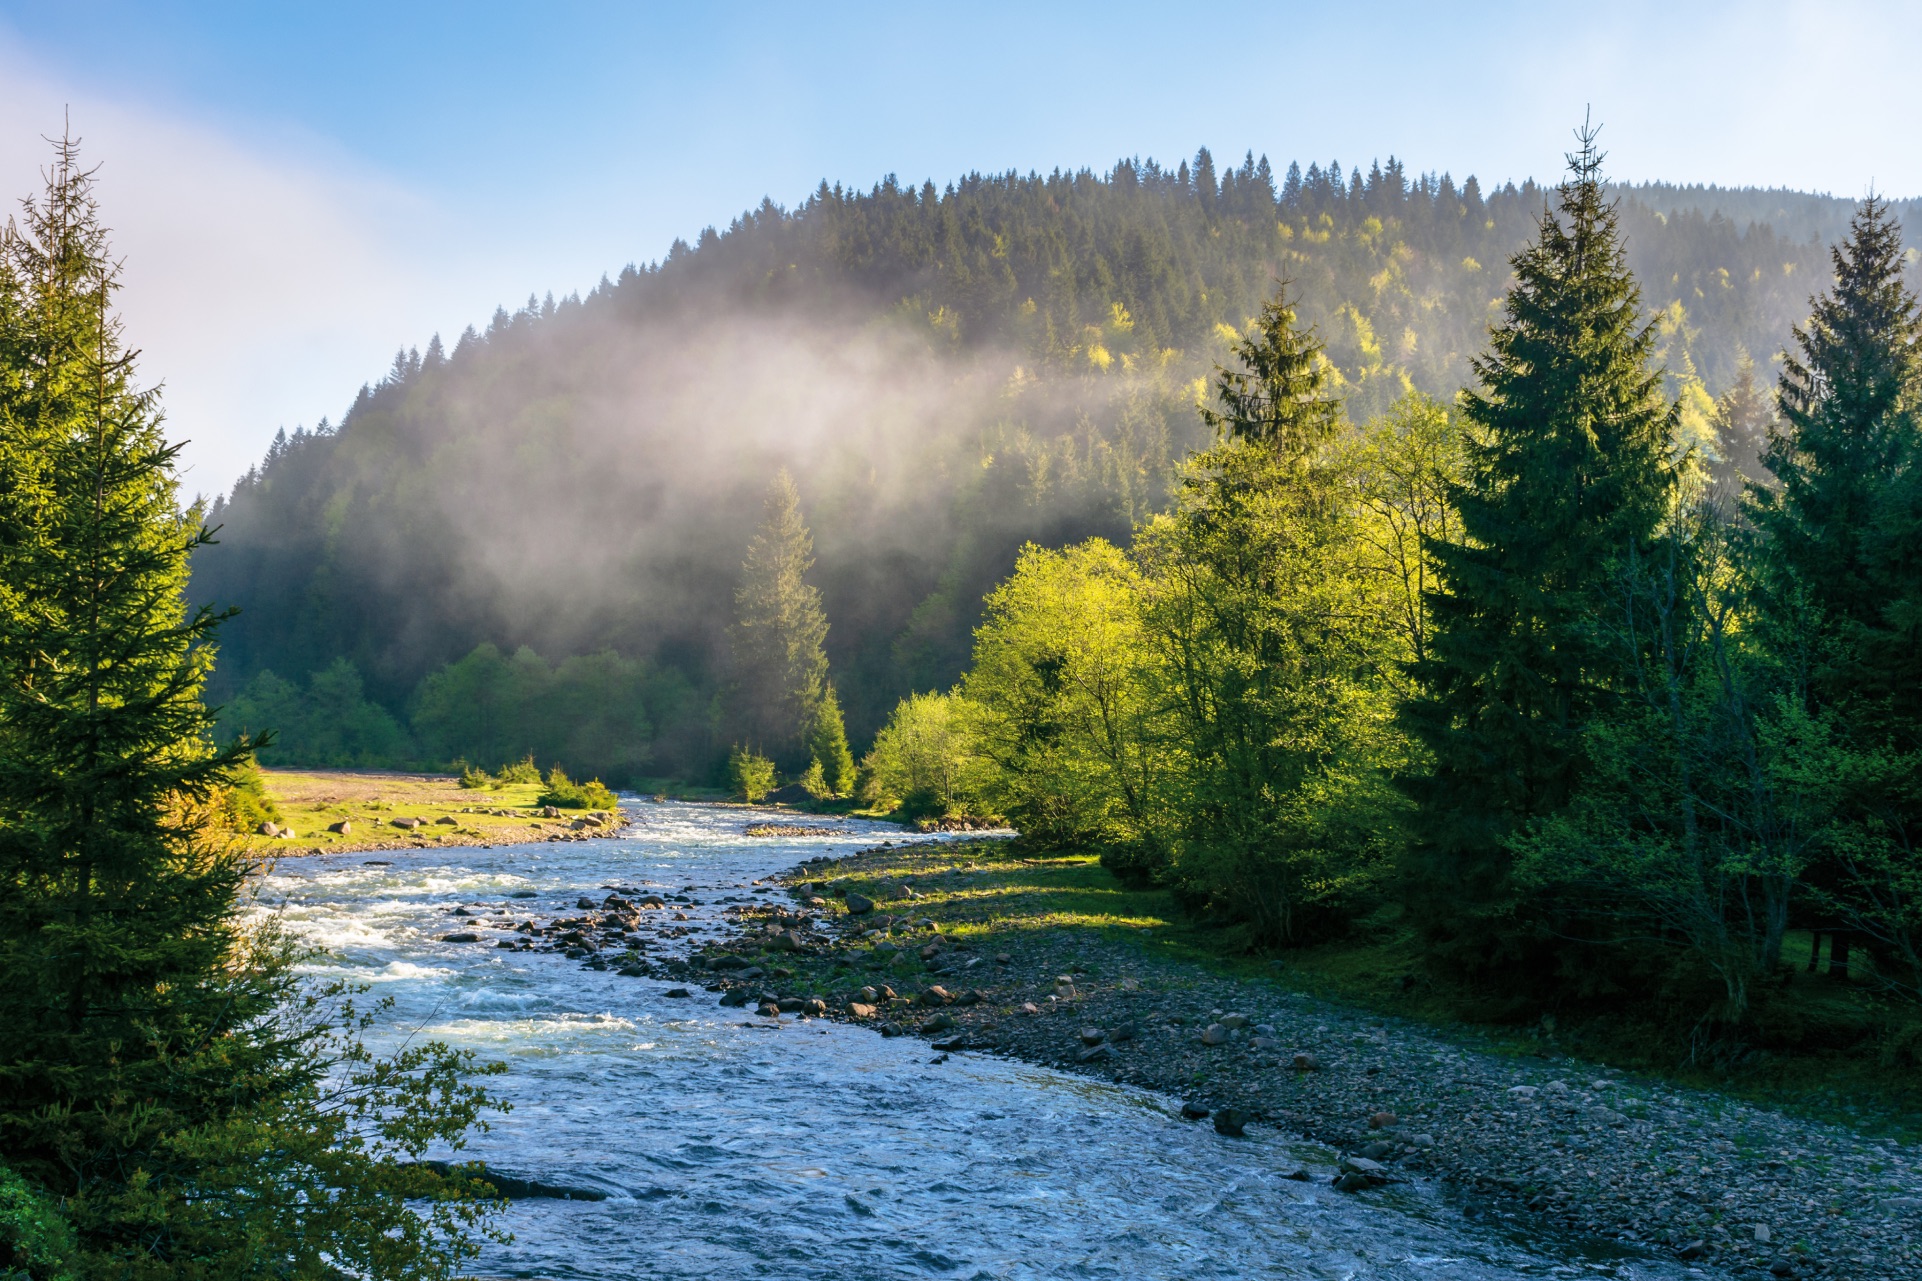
(755, 836), (1922, 1144)
(249, 769), (622, 854)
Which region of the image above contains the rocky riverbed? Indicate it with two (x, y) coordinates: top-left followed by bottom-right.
(641, 836), (1921, 1281)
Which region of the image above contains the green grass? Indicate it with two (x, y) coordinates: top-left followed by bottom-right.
(808, 837), (1922, 1142)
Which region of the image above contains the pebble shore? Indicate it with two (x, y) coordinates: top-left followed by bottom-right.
(681, 837), (1921, 1281)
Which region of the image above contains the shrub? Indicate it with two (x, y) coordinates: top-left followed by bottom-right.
(537, 767), (618, 810)
(495, 755), (542, 785)
(728, 745), (776, 803)
(218, 760), (282, 834)
(0, 1162), (74, 1281)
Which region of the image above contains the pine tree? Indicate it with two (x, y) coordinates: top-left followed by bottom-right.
(1139, 292), (1404, 945)
(730, 469), (831, 767)
(1752, 196), (1922, 991)
(1402, 124), (1677, 970)
(805, 684), (857, 797)
(1754, 194), (1922, 702)
(0, 135), (498, 1278)
(1707, 351), (1775, 505)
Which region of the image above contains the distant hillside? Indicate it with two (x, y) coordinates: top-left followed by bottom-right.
(191, 150), (1922, 781)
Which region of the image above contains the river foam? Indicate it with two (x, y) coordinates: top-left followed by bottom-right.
(257, 800), (1686, 1281)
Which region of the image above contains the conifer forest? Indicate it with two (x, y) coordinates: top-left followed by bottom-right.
(7, 32), (1922, 1273)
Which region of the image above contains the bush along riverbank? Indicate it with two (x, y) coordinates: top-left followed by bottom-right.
(670, 836), (1920, 1281)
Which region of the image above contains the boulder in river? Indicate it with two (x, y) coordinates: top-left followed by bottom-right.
(1213, 1108), (1252, 1137)
(1337, 1155), (1389, 1186)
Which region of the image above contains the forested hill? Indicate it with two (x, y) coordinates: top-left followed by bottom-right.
(191, 149), (1922, 782)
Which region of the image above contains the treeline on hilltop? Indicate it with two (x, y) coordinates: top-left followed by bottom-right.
(191, 146), (1918, 785)
(869, 134), (1922, 1057)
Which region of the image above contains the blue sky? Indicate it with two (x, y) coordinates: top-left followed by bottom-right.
(3, 0), (1917, 490)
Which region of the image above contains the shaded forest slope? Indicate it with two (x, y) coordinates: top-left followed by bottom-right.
(191, 151), (1921, 778)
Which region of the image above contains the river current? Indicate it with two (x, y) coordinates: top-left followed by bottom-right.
(261, 800), (1689, 1281)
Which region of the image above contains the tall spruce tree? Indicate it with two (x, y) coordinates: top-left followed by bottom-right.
(1402, 125), (1677, 972)
(1752, 197), (1922, 993)
(1755, 194), (1922, 708)
(1708, 351), (1776, 506)
(0, 136), (497, 1279)
(730, 469), (831, 768)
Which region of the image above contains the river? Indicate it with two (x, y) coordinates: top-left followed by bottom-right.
(260, 800), (1690, 1280)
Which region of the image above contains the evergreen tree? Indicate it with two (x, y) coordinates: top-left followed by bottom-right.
(1139, 293), (1404, 944)
(730, 469), (831, 767)
(1754, 194), (1922, 703)
(1402, 125), (1678, 972)
(1752, 196), (1922, 994)
(0, 135), (497, 1279)
(1707, 351), (1775, 505)
(805, 684), (857, 796)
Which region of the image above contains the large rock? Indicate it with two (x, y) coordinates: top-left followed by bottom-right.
(1338, 1155), (1389, 1186)
(1213, 1108), (1252, 1137)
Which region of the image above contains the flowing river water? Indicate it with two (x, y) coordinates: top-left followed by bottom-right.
(261, 800), (1692, 1281)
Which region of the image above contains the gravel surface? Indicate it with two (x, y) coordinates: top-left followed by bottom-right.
(670, 837), (1922, 1281)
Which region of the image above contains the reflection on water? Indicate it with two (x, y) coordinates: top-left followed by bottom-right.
(261, 801), (1682, 1281)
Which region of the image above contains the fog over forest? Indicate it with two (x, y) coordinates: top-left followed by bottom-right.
(191, 150), (1922, 782)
